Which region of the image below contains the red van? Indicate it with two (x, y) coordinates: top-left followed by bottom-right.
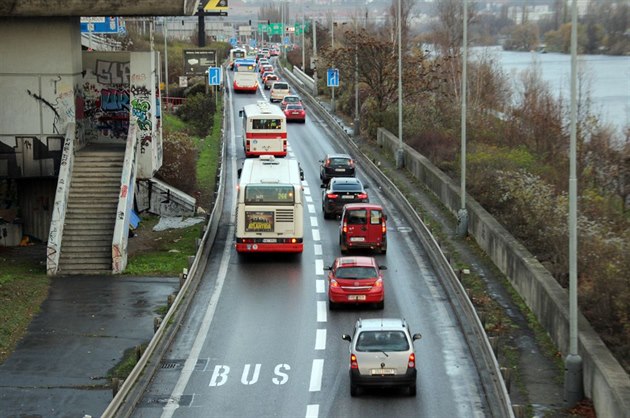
(339, 203), (387, 254)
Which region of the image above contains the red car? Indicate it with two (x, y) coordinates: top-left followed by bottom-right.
(327, 256), (386, 310)
(280, 95), (302, 110)
(284, 103), (306, 123)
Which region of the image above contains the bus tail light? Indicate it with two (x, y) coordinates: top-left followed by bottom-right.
(245, 140), (250, 151)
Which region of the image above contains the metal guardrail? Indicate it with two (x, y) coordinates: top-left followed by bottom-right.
(278, 63), (515, 418)
(101, 97), (228, 418)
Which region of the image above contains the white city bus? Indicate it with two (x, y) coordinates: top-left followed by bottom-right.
(233, 58), (258, 93)
(235, 155), (304, 253)
(228, 47), (246, 70)
(239, 101), (287, 157)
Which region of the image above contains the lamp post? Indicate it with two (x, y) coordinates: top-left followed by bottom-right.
(564, 0), (584, 407)
(456, 0), (469, 237)
(353, 21), (359, 136)
(330, 2), (335, 114)
(395, 0), (404, 169)
(312, 19), (318, 97)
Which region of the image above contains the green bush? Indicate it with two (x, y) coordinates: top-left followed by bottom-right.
(176, 92), (216, 137)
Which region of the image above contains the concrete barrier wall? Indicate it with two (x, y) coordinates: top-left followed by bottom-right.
(376, 128), (630, 418)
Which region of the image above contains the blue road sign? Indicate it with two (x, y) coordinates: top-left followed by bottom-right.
(80, 17), (126, 34)
(208, 67), (222, 86)
(327, 68), (339, 87)
(284, 36), (290, 45)
(229, 37), (238, 46)
(249, 38), (257, 48)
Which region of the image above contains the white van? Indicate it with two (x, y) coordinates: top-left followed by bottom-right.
(270, 81), (290, 103)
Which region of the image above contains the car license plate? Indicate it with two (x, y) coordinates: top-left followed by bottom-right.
(348, 295), (366, 301)
(342, 195), (354, 199)
(262, 239), (277, 243)
(350, 237), (365, 242)
(335, 168), (346, 172)
(292, 111), (300, 115)
(371, 368), (396, 375)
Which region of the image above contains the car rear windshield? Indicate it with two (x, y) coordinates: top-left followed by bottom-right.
(329, 157), (351, 167)
(346, 210), (367, 224)
(356, 331), (410, 352)
(286, 104), (302, 110)
(273, 83), (289, 89)
(332, 183), (362, 192)
(285, 96), (300, 102)
(335, 266), (377, 279)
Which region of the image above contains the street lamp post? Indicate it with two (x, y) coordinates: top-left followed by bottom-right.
(353, 21), (359, 137)
(564, 0), (584, 407)
(395, 0), (404, 169)
(330, 3), (335, 114)
(456, 0), (469, 237)
(312, 19), (318, 97)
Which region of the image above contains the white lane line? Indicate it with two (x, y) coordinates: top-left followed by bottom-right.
(309, 359), (324, 391)
(314, 244), (322, 256)
(312, 229), (320, 241)
(315, 259), (324, 275)
(304, 186), (311, 195)
(316, 279), (325, 294)
(305, 195), (313, 203)
(306, 404), (319, 418)
(310, 216), (318, 227)
(316, 301), (327, 322)
(315, 329), (327, 350)
(161, 83), (238, 418)
(308, 204), (316, 214)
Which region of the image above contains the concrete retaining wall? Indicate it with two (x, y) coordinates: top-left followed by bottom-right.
(376, 128), (630, 418)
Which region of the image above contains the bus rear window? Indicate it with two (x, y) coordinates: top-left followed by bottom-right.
(252, 118), (283, 130)
(245, 185), (294, 204)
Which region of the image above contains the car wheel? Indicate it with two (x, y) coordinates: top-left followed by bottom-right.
(323, 208), (331, 219)
(409, 385), (417, 397)
(376, 300), (384, 310)
(350, 384), (359, 397)
(380, 245), (387, 255)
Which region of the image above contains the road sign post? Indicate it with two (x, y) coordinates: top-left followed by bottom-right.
(327, 68), (339, 114)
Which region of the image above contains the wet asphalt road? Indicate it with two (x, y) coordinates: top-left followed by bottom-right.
(0, 275), (178, 417)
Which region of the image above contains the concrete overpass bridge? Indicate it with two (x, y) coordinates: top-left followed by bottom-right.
(0, 1), (199, 274)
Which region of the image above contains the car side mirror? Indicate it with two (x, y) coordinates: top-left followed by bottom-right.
(383, 214), (388, 221)
(379, 265), (387, 270)
(412, 333), (422, 341)
(237, 168), (242, 178)
(363, 184), (370, 189)
(342, 334), (352, 342)
(326, 265), (332, 270)
(238, 109), (244, 117)
(321, 184), (326, 189)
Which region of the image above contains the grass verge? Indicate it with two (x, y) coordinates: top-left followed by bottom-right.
(0, 253), (49, 364)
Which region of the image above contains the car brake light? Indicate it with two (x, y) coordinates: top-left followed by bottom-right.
(408, 353), (416, 368)
(374, 278), (383, 287)
(357, 193), (368, 199)
(382, 219), (387, 234)
(327, 193), (338, 199)
(342, 221), (347, 233)
(349, 159), (355, 167)
(330, 279), (339, 287)
(325, 159), (331, 167)
(350, 353), (358, 369)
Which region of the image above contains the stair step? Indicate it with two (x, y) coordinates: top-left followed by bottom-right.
(59, 254), (111, 262)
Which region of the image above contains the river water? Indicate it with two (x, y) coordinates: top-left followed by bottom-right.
(470, 46), (630, 137)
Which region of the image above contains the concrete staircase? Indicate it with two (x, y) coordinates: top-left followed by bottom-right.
(58, 145), (125, 274)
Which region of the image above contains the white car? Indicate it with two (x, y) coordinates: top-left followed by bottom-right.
(342, 318), (422, 396)
(270, 81), (290, 103)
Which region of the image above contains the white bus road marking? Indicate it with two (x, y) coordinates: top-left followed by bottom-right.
(309, 359), (324, 391)
(315, 329), (326, 350)
(316, 279), (325, 294)
(306, 404), (319, 418)
(310, 216), (318, 227)
(312, 229), (320, 241)
(316, 301), (327, 322)
(315, 259), (324, 275)
(314, 244), (322, 256)
(308, 204), (316, 214)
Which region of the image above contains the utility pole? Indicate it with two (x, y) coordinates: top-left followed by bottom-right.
(312, 19), (318, 97)
(456, 0), (469, 237)
(395, 0), (403, 169)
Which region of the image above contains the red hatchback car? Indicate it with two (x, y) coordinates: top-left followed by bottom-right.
(284, 103), (306, 123)
(327, 256), (386, 310)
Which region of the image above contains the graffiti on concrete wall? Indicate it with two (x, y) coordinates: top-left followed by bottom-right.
(83, 59), (131, 142)
(131, 85), (153, 155)
(0, 136), (63, 178)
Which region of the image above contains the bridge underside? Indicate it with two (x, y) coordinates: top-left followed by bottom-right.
(0, 0), (197, 16)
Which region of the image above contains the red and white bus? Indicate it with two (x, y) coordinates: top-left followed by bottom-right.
(233, 59), (258, 93)
(235, 155), (304, 254)
(239, 101), (287, 157)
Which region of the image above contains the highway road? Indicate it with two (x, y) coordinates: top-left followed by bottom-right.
(130, 69), (490, 418)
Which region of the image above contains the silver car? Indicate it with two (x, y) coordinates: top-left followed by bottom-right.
(342, 318), (422, 396)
